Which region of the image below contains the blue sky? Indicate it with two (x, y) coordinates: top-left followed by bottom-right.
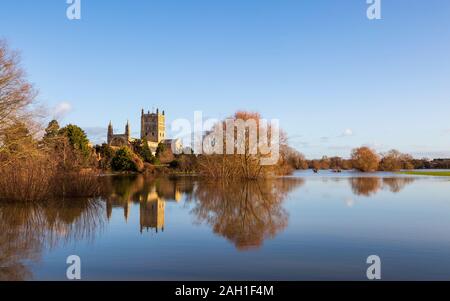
(1, 0), (449, 158)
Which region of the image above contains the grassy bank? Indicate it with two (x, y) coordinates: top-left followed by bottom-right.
(398, 171), (450, 177)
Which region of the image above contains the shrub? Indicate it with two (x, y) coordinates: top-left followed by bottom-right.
(169, 159), (180, 169)
(0, 157), (55, 202)
(139, 139), (156, 163)
(0, 156), (104, 202)
(351, 147), (380, 172)
(111, 147), (140, 172)
(95, 143), (115, 170)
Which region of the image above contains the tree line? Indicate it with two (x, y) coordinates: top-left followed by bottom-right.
(295, 147), (438, 172)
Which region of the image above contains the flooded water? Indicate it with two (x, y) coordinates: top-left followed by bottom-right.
(1, 171), (450, 280)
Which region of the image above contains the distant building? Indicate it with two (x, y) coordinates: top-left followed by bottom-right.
(107, 120), (132, 147)
(141, 108), (166, 143)
(107, 108), (182, 154)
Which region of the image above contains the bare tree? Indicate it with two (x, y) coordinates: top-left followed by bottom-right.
(380, 149), (414, 171)
(197, 111), (292, 179)
(0, 40), (38, 165)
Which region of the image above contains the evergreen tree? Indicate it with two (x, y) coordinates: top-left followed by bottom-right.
(155, 142), (166, 158)
(59, 124), (91, 159)
(44, 120), (60, 139)
(96, 143), (115, 169)
(140, 138), (155, 163)
(111, 147), (138, 171)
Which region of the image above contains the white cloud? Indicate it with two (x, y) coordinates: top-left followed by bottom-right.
(342, 128), (353, 137)
(53, 101), (73, 119)
(84, 126), (107, 145)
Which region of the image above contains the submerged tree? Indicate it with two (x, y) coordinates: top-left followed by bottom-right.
(379, 149), (414, 171)
(197, 111), (291, 179)
(351, 146), (380, 172)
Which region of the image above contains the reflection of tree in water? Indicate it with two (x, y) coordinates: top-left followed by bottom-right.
(190, 178), (304, 251)
(0, 198), (105, 280)
(349, 177), (415, 196)
(382, 177), (415, 193)
(349, 178), (382, 196)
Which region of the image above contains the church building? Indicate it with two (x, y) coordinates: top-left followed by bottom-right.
(107, 108), (182, 155)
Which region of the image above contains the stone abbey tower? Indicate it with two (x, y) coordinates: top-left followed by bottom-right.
(140, 108), (165, 143)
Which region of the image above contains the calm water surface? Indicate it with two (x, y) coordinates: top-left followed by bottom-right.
(2, 171), (450, 280)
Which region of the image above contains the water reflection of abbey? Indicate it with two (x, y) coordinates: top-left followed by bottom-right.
(103, 176), (305, 249)
(105, 176), (190, 233)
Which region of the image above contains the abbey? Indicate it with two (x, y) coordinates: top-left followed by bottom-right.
(107, 120), (131, 147)
(107, 108), (182, 154)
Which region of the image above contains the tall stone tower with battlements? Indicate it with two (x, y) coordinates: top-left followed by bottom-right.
(140, 108), (166, 143)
